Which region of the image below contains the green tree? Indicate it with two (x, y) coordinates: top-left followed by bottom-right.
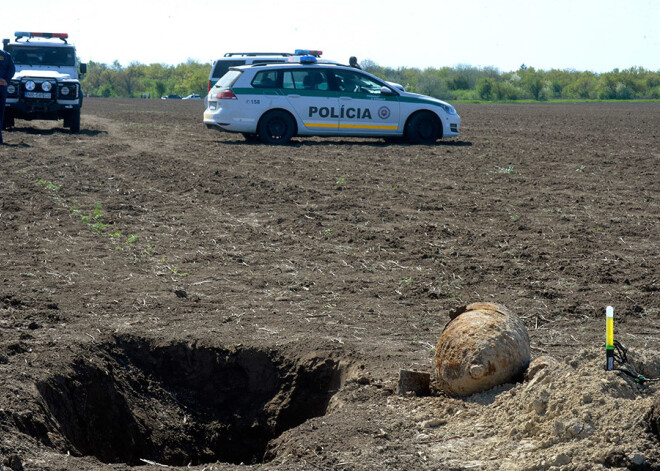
(476, 77), (494, 100)
(519, 67), (544, 100)
(115, 62), (145, 97)
(562, 72), (596, 99)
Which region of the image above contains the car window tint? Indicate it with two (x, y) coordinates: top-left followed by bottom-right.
(283, 69), (330, 91)
(284, 70), (309, 90)
(212, 60), (244, 79)
(8, 46), (77, 67)
(216, 70), (242, 88)
(252, 70), (279, 88)
(335, 70), (385, 96)
(301, 70), (329, 91)
(283, 71), (296, 89)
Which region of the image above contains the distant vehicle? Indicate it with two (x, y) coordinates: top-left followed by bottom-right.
(183, 94), (201, 100)
(203, 56), (460, 145)
(2, 31), (87, 133)
(161, 94), (182, 100)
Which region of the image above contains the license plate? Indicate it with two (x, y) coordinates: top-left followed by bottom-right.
(25, 92), (52, 99)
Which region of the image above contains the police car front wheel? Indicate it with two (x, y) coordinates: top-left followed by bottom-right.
(406, 112), (440, 145)
(258, 110), (296, 145)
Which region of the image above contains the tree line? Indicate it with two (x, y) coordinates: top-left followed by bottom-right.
(82, 60), (210, 98)
(362, 61), (660, 101)
(81, 59), (660, 101)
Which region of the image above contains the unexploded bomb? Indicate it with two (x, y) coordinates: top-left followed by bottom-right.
(434, 302), (530, 397)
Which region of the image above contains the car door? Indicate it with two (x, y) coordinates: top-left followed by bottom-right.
(283, 68), (339, 134)
(333, 69), (400, 136)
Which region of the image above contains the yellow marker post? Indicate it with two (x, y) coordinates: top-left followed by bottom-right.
(605, 306), (614, 371)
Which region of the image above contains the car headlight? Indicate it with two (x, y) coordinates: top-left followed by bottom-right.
(438, 103), (456, 115)
(60, 86), (70, 96)
(25, 80), (36, 91)
(42, 81), (53, 92)
(7, 84), (16, 94)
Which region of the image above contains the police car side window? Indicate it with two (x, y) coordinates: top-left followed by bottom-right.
(252, 70), (279, 88)
(310, 71), (329, 91)
(336, 70), (383, 96)
(284, 70), (309, 90)
(283, 71), (296, 89)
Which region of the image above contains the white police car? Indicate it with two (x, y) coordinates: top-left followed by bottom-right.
(203, 55), (460, 145)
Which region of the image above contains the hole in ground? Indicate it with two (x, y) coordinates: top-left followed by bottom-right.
(36, 335), (347, 466)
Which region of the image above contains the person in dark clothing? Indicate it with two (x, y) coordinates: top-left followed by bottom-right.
(0, 48), (16, 144)
(349, 56), (362, 70)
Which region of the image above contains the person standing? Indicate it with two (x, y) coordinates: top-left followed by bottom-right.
(0, 48), (16, 145)
(349, 56), (362, 70)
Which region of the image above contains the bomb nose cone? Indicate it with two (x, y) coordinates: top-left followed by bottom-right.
(434, 302), (531, 397)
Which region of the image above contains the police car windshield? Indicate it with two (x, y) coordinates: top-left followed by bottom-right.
(216, 70), (242, 89)
(7, 45), (76, 67)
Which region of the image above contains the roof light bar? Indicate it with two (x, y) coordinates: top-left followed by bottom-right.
(14, 32), (69, 41)
(287, 55), (318, 64)
(295, 49), (323, 57)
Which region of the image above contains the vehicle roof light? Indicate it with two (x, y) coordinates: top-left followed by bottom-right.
(14, 32), (69, 41)
(299, 55), (317, 64)
(295, 49), (322, 57)
(287, 55), (318, 64)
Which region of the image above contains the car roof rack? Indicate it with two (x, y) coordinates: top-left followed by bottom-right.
(245, 61), (349, 68)
(223, 52), (292, 57)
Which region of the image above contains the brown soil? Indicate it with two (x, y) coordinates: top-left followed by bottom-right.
(1, 99), (659, 470)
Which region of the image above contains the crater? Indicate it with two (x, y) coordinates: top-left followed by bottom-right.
(35, 335), (347, 466)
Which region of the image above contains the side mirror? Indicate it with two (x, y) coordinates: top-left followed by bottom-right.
(80, 63), (87, 74)
(380, 86), (396, 96)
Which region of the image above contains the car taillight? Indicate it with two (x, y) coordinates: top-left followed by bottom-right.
(216, 90), (237, 100)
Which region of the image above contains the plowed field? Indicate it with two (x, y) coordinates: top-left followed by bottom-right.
(1, 99), (659, 470)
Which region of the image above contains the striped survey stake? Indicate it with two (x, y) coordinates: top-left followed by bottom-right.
(605, 306), (614, 371)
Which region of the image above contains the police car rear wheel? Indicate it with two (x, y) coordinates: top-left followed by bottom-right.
(406, 112), (440, 145)
(258, 111), (295, 145)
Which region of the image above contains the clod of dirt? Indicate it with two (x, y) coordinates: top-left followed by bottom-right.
(525, 355), (561, 381)
(434, 302), (530, 397)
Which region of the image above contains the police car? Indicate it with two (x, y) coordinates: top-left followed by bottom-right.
(203, 54), (460, 145)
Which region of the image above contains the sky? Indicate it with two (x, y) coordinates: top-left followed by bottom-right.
(2, 0), (659, 73)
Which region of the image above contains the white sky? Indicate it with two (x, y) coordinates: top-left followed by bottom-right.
(2, 0), (659, 72)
